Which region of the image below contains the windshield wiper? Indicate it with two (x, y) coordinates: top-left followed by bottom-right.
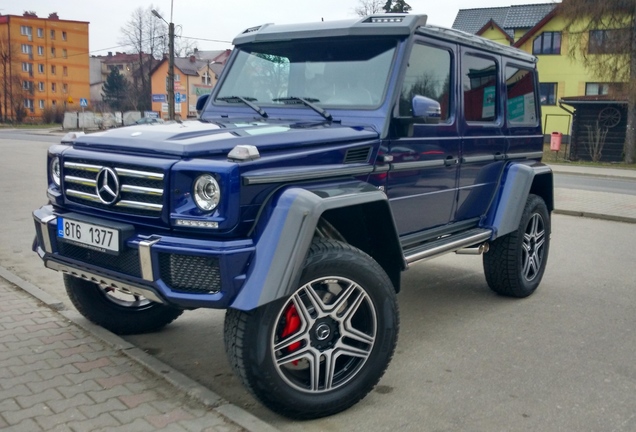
(216, 96), (268, 118)
(272, 97), (333, 122)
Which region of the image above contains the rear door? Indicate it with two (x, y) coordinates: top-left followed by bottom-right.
(454, 49), (507, 222)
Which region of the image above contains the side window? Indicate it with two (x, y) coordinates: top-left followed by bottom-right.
(462, 54), (497, 122)
(399, 43), (451, 121)
(506, 66), (538, 124)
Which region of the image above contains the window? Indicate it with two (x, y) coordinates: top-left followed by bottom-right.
(22, 81), (30, 90)
(39, 100), (45, 109)
(585, 83), (610, 95)
(24, 99), (34, 111)
(37, 28), (43, 38)
(20, 26), (32, 36)
(51, 83), (57, 92)
(399, 43), (452, 121)
(63, 66), (68, 76)
(174, 74), (181, 82)
(21, 44), (33, 55)
(52, 100), (57, 106)
(62, 49), (67, 58)
(38, 46), (44, 56)
(51, 47), (56, 57)
(539, 83), (557, 105)
(38, 64), (45, 74)
(62, 83), (68, 93)
(38, 82), (45, 91)
(505, 67), (537, 124)
(50, 30), (55, 39)
(22, 62), (29, 72)
(532, 32), (561, 55)
(51, 65), (56, 75)
(463, 54), (498, 122)
(589, 29), (629, 54)
(62, 31), (67, 41)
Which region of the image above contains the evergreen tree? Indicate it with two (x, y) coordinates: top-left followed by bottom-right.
(102, 67), (130, 111)
(383, 0), (411, 13)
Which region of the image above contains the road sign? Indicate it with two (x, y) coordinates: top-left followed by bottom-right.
(175, 93), (181, 103)
(79, 98), (88, 108)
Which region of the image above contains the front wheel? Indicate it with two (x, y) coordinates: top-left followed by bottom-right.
(64, 275), (183, 335)
(483, 194), (550, 298)
(224, 238), (399, 419)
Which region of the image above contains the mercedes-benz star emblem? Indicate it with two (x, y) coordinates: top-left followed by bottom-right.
(315, 323), (331, 341)
(95, 167), (120, 205)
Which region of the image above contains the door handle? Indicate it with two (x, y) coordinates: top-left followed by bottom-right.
(444, 156), (458, 167)
(494, 153), (505, 161)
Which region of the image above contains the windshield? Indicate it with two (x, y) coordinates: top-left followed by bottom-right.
(215, 38), (397, 109)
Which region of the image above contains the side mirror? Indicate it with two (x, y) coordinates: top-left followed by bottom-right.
(196, 94), (210, 114)
(412, 95), (441, 124)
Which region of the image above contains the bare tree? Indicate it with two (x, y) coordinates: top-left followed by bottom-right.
(559, 0), (636, 163)
(120, 5), (165, 111)
(0, 35), (23, 123)
(354, 0), (385, 17)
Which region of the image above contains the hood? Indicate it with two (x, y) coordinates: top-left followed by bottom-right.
(70, 120), (379, 158)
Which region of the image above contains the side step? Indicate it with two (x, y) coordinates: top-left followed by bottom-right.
(403, 228), (493, 265)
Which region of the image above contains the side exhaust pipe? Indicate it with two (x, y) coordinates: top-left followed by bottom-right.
(455, 243), (490, 255)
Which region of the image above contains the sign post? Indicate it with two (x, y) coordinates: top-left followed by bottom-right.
(79, 98), (88, 132)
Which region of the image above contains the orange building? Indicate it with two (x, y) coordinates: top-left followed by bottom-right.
(0, 12), (89, 119)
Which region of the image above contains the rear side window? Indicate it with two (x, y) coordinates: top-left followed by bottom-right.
(462, 54), (497, 122)
(399, 43), (452, 121)
(506, 66), (538, 124)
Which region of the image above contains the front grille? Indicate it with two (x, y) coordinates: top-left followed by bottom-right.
(57, 242), (141, 277)
(158, 253), (221, 294)
(63, 159), (164, 217)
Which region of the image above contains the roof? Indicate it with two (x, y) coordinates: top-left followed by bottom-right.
(452, 3), (557, 38)
(174, 57), (209, 76)
(560, 95), (628, 105)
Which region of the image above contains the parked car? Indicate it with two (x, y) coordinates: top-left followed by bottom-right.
(135, 117), (164, 124)
(33, 14), (552, 420)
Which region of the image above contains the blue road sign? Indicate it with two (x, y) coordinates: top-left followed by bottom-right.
(175, 93), (181, 103)
(80, 98), (88, 107)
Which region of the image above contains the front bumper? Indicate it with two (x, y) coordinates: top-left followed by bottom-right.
(33, 205), (254, 309)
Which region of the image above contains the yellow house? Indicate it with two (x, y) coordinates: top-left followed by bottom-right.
(150, 56), (216, 119)
(453, 3), (627, 138)
(0, 11), (89, 119)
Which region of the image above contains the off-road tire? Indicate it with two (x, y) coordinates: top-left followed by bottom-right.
(64, 275), (183, 335)
(483, 194), (550, 298)
(224, 238), (399, 419)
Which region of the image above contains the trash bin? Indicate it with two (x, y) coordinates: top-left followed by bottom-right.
(550, 132), (562, 151)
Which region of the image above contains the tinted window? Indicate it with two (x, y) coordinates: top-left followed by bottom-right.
(399, 43), (451, 121)
(463, 55), (497, 122)
(506, 67), (537, 124)
(540, 83), (557, 105)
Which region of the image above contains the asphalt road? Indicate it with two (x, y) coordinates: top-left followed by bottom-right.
(554, 173), (636, 196)
(2, 136), (636, 431)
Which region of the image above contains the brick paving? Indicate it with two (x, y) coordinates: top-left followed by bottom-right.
(0, 278), (245, 432)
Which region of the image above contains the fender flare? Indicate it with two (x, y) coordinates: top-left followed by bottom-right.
(229, 183), (403, 310)
(484, 163), (553, 240)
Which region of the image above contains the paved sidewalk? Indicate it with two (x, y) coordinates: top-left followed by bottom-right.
(549, 164), (636, 224)
(0, 278), (246, 432)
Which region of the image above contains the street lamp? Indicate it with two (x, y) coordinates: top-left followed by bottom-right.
(151, 8), (175, 121)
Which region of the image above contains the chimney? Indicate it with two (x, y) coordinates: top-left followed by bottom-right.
(48, 12), (59, 20)
(189, 55), (196, 63)
(23, 11), (38, 17)
(108, 52), (112, 57)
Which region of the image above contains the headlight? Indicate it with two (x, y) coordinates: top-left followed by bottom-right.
(50, 157), (61, 187)
(193, 174), (220, 211)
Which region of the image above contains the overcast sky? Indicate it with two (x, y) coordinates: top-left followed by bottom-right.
(3, 0), (558, 55)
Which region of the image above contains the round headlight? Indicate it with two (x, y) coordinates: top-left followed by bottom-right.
(50, 157), (61, 187)
(193, 174), (220, 211)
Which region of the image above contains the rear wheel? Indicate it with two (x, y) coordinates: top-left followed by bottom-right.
(224, 238), (399, 419)
(64, 275), (183, 335)
(483, 194), (550, 297)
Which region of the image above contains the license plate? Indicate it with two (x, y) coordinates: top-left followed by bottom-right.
(57, 217), (120, 253)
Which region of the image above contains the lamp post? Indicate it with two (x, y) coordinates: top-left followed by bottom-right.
(151, 8), (175, 121)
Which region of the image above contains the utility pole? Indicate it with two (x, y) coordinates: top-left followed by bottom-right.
(168, 21), (175, 121)
(152, 7), (175, 121)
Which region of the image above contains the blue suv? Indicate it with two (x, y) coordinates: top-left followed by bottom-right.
(33, 14), (553, 419)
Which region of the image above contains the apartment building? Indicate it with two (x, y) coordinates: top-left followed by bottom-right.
(0, 11), (89, 119)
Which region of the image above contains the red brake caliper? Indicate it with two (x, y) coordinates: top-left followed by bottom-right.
(281, 304), (302, 356)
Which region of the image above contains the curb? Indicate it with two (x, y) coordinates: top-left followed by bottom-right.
(553, 209), (636, 224)
(0, 265), (280, 432)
